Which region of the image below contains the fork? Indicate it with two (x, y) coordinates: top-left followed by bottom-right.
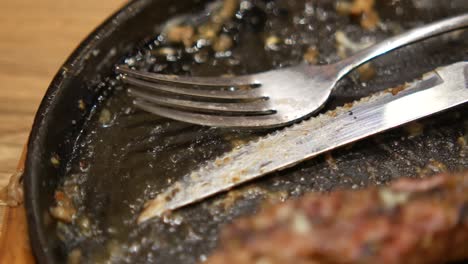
(116, 14), (468, 128)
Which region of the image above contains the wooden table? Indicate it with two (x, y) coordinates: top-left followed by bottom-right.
(0, 0), (126, 261)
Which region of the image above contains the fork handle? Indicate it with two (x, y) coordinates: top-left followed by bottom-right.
(334, 13), (468, 79)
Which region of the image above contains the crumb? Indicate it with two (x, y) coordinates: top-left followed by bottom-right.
(78, 100), (86, 110)
(404, 122), (424, 138)
(50, 191), (76, 223)
(51, 154), (60, 167)
(213, 34), (234, 52)
(166, 25), (195, 47)
(303, 46), (319, 64)
(336, 0), (380, 31)
(265, 35), (281, 51)
(389, 84), (406, 95)
(416, 159), (447, 176)
(357, 63), (376, 81)
(67, 249), (82, 264)
(98, 108), (113, 126)
(325, 152), (338, 170)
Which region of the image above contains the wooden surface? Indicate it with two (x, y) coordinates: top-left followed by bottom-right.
(0, 147), (35, 264)
(0, 0), (127, 261)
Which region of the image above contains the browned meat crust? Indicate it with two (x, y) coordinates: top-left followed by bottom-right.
(206, 172), (468, 264)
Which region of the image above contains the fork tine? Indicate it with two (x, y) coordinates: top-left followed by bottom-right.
(123, 76), (267, 100)
(116, 65), (257, 87)
(134, 100), (280, 128)
(128, 89), (274, 114)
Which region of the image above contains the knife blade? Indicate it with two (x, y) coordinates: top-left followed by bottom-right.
(138, 61), (468, 223)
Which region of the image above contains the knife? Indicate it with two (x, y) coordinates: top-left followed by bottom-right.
(138, 61), (468, 223)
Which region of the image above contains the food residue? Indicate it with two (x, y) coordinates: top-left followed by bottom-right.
(404, 122), (424, 138)
(324, 152), (338, 170)
(50, 191), (77, 223)
(357, 62), (376, 81)
(303, 46), (319, 64)
(78, 99), (86, 111)
(67, 248), (82, 264)
(213, 34), (234, 52)
(167, 0), (239, 48)
(389, 84), (407, 95)
(335, 30), (377, 81)
(416, 159), (448, 176)
(50, 154), (60, 167)
(265, 35), (281, 51)
(166, 25), (195, 47)
(336, 0), (380, 31)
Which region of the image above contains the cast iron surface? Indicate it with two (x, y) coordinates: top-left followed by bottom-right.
(24, 0), (468, 263)
(24, 0), (211, 263)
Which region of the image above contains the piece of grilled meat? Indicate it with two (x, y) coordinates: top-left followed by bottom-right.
(206, 172), (468, 264)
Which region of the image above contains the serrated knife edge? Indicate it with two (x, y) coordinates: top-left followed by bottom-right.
(138, 61), (468, 223)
